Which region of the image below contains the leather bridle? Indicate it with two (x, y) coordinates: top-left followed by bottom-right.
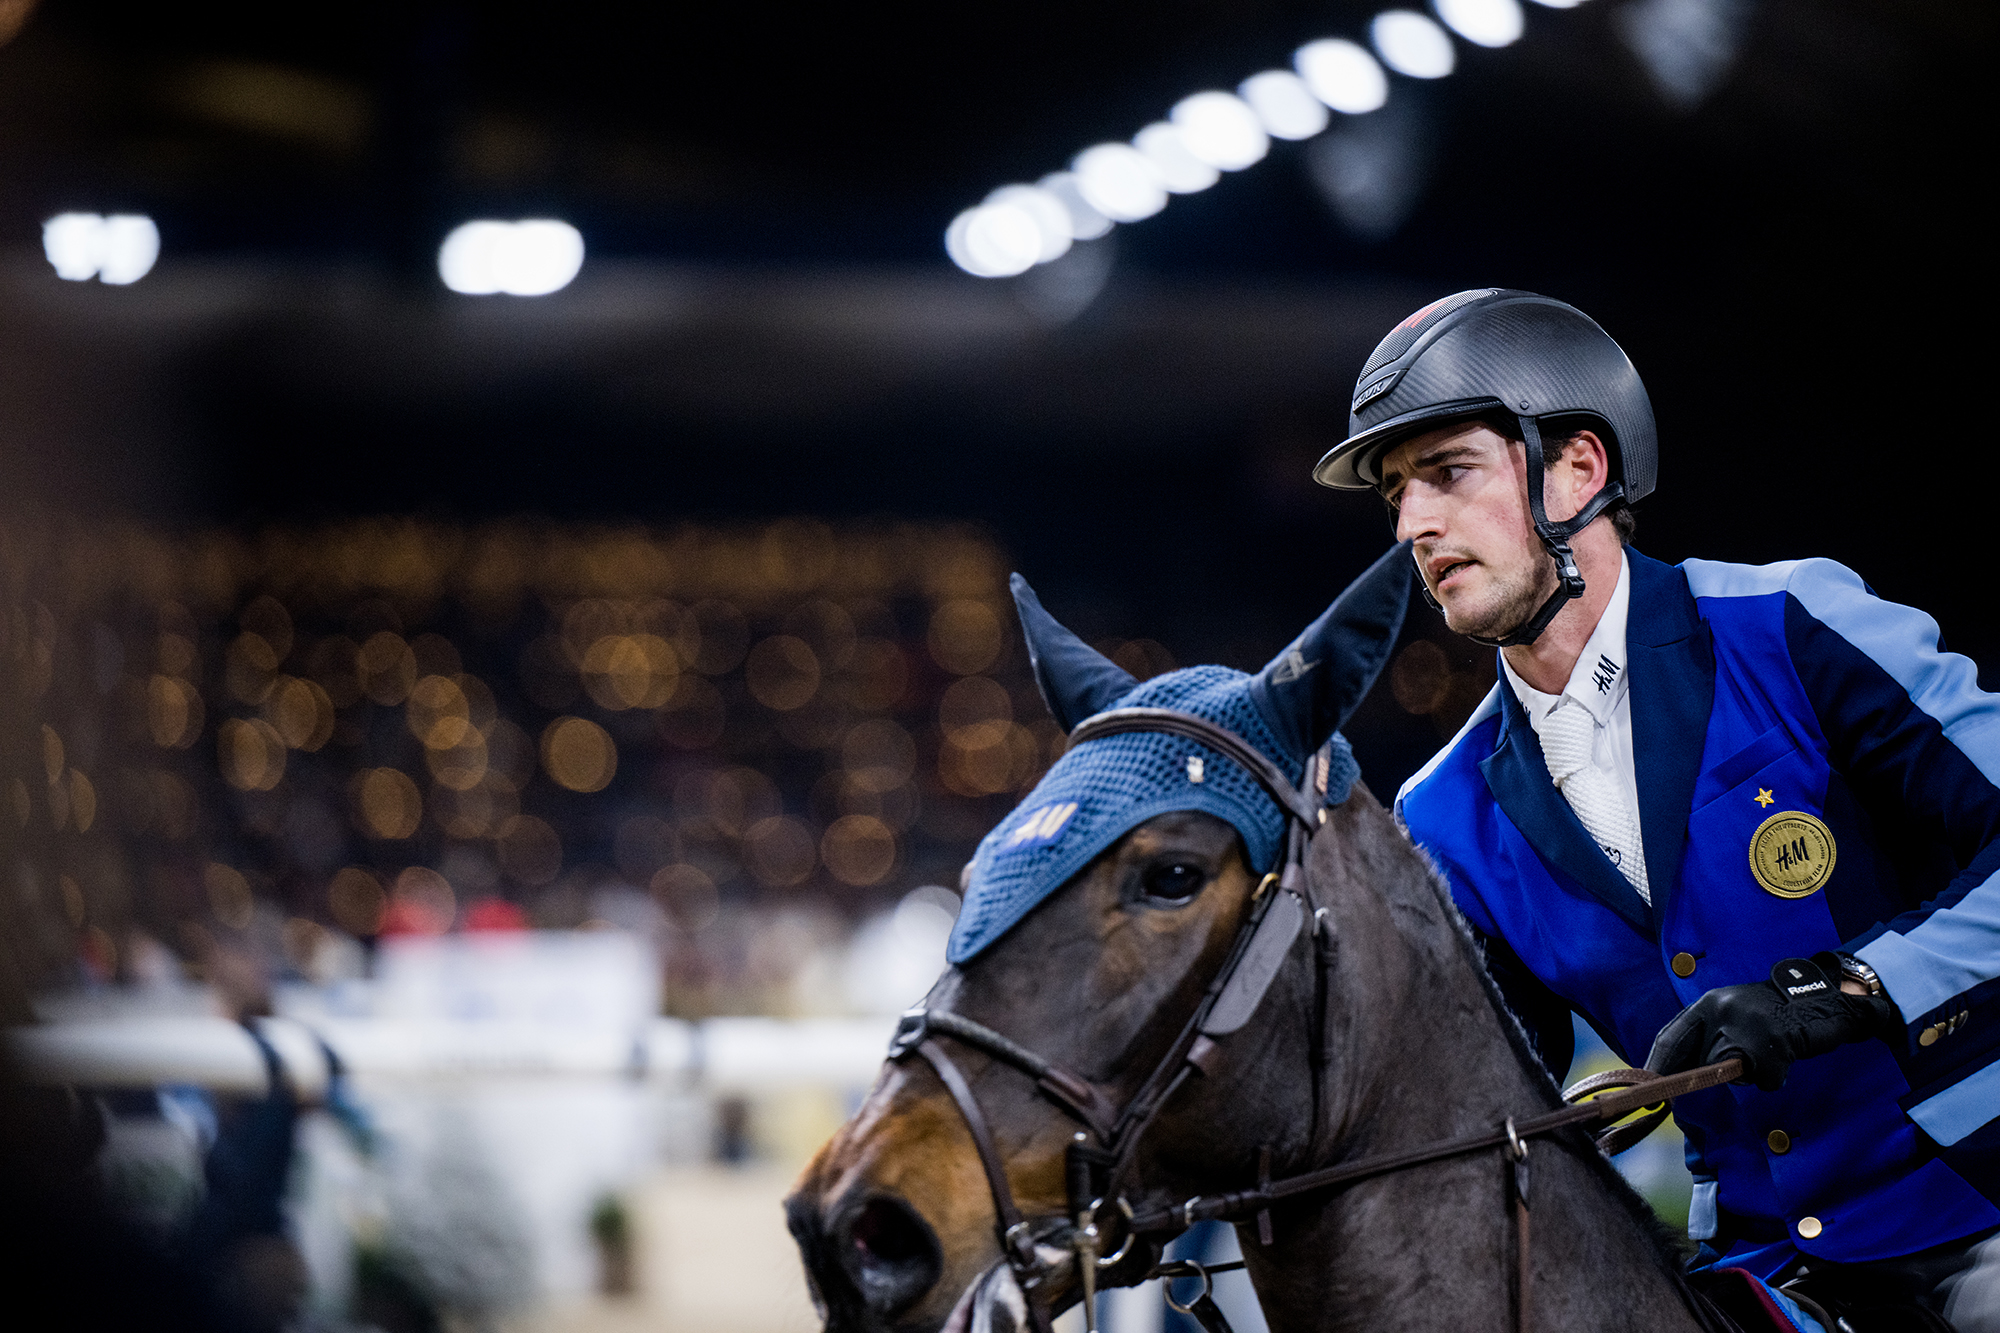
(887, 706), (1741, 1333)
(887, 706), (1338, 1333)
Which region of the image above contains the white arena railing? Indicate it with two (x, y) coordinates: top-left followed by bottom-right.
(4, 1014), (900, 1099)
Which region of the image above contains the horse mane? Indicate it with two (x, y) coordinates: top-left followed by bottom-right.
(1385, 824), (1695, 1276)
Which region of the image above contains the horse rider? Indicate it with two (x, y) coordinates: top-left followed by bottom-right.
(1313, 289), (1998, 1329)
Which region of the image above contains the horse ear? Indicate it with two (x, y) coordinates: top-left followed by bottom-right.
(1011, 574), (1139, 731)
(1250, 541), (1413, 759)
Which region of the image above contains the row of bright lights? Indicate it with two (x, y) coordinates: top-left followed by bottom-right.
(947, 0), (1581, 277)
(41, 214), (587, 298)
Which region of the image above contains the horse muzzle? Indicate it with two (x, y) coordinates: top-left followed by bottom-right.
(788, 1190), (945, 1331)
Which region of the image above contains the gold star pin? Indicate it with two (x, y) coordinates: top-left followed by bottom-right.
(1755, 788), (1775, 808)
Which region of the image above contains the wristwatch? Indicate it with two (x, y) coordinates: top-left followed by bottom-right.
(1833, 952), (1885, 998)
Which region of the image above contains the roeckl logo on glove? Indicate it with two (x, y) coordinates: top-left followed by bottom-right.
(1780, 963), (1827, 998)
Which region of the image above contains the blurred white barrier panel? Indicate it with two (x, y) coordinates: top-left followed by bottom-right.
(5, 1013), (895, 1093)
(8, 933), (897, 1093)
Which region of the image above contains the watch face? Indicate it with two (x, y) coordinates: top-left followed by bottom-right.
(1837, 956), (1880, 994)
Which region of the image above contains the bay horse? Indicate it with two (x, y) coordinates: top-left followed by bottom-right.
(788, 546), (1734, 1333)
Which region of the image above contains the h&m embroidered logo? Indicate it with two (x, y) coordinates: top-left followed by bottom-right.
(1000, 802), (1078, 853)
(1590, 654), (1620, 694)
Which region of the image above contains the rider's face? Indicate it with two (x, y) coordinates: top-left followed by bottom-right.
(1378, 422), (1556, 640)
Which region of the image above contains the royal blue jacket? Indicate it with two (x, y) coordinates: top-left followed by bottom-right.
(1397, 549), (2000, 1277)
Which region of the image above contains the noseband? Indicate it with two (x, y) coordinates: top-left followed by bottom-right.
(886, 706), (1741, 1333)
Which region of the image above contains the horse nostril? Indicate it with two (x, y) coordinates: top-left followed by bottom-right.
(844, 1196), (942, 1315)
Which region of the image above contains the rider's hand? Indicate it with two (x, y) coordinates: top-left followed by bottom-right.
(1646, 954), (1898, 1092)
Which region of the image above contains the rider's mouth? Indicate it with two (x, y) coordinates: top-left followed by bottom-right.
(1432, 558), (1476, 590)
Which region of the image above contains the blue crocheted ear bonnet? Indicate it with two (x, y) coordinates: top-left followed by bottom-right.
(948, 542), (1412, 964)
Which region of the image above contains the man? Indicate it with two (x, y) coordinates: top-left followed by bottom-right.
(1314, 289), (1999, 1328)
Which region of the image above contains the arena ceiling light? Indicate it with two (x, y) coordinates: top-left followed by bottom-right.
(1240, 70), (1331, 140)
(1171, 92), (1270, 171)
(1434, 0), (1526, 48)
(946, 0), (1594, 276)
(1294, 39), (1391, 115)
(1372, 11), (1458, 78)
(1072, 143), (1170, 221)
(42, 213), (160, 285)
(437, 219), (585, 296)
(1135, 122), (1221, 194)
(945, 199), (1046, 277)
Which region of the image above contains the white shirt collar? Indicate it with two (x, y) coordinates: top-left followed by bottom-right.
(1501, 551), (1632, 726)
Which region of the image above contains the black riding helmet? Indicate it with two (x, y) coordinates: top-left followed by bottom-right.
(1312, 289), (1657, 648)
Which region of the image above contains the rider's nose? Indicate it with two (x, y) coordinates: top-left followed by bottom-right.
(1394, 488), (1441, 546)
(839, 1195), (942, 1317)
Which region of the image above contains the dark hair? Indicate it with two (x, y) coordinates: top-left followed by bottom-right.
(1508, 413), (1637, 547)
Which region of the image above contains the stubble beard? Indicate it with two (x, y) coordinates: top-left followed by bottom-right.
(1441, 550), (1558, 642)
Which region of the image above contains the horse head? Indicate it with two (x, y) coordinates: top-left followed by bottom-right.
(786, 546), (1411, 1333)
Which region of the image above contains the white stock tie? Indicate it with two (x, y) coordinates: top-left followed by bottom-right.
(1538, 701), (1650, 904)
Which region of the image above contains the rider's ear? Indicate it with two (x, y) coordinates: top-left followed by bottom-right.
(1249, 541), (1413, 759)
(1010, 574), (1140, 731)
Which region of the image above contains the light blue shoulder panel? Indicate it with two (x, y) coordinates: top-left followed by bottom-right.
(1683, 557), (2000, 1026)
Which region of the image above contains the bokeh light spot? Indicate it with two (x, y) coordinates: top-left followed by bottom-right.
(1170, 91), (1270, 170)
(744, 815), (817, 888)
(147, 674), (204, 748)
(355, 768), (423, 839)
(1134, 122), (1219, 194)
(929, 601), (1003, 676)
(939, 676), (1013, 748)
(842, 719), (917, 793)
(650, 863), (720, 931)
(497, 814), (563, 886)
(219, 717), (287, 792)
(1239, 70), (1330, 140)
(359, 631), (418, 705)
(541, 716), (618, 792)
(1072, 143), (1168, 222)
(745, 635), (821, 711)
(438, 219), (585, 296)
(1372, 10), (1458, 78)
(43, 212), (160, 284)
(204, 862), (255, 931)
(265, 676), (335, 750)
(69, 770), (97, 833)
(328, 867), (386, 935)
(225, 633), (282, 704)
(822, 815), (897, 887)
(1295, 38), (1391, 113)
(385, 866), (455, 935)
(1434, 0), (1524, 46)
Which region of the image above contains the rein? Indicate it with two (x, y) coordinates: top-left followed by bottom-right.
(889, 706), (1738, 1333)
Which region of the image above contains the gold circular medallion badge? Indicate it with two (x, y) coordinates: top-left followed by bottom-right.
(1748, 811), (1837, 899)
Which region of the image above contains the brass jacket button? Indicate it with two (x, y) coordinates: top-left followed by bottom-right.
(1672, 952), (1697, 978)
(1921, 1024), (1942, 1047)
(1767, 1130), (1790, 1154)
(1797, 1216), (1823, 1239)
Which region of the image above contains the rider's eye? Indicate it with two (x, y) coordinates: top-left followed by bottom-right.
(1140, 861), (1206, 904)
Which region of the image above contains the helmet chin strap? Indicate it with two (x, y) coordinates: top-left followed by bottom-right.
(1442, 415), (1624, 650)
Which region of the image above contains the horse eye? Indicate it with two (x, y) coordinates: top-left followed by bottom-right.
(1141, 862), (1206, 903)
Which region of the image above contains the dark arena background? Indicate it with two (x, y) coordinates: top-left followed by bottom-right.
(0, 2), (1986, 1329)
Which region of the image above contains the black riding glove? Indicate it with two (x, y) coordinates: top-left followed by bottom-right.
(1646, 954), (1898, 1092)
